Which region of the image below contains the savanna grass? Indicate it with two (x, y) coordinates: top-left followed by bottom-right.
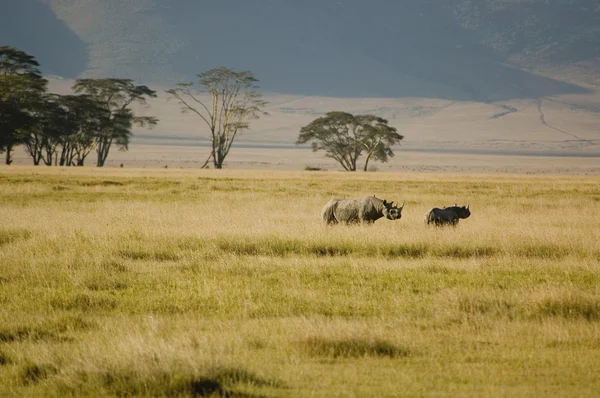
(0, 166), (599, 397)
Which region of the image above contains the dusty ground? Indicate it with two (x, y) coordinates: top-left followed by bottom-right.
(9, 144), (600, 175)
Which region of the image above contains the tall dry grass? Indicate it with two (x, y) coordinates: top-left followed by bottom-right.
(0, 166), (599, 397)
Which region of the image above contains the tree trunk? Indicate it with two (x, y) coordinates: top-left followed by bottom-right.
(363, 152), (374, 172)
(59, 145), (69, 166)
(5, 146), (13, 165)
(96, 138), (111, 167)
(214, 146), (224, 169)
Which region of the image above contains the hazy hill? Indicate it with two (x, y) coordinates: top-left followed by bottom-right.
(2, 0), (600, 100)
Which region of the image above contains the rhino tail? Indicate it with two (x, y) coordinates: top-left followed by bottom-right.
(424, 209), (434, 224)
(322, 199), (339, 225)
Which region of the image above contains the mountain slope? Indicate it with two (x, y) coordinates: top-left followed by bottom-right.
(1, 0), (597, 100)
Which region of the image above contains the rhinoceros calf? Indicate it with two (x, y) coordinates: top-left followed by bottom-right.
(322, 196), (404, 225)
(424, 204), (470, 227)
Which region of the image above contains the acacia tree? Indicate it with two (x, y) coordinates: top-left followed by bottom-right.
(296, 111), (403, 171)
(56, 94), (106, 166)
(0, 46), (47, 164)
(73, 78), (158, 167)
(166, 67), (267, 169)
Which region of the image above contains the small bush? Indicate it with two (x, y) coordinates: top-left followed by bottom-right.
(304, 165), (322, 171)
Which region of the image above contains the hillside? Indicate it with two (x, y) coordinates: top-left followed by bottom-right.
(2, 0), (600, 100)
(4, 0), (600, 167)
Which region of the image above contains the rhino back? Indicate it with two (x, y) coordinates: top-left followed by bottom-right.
(361, 197), (384, 221)
(334, 199), (362, 221)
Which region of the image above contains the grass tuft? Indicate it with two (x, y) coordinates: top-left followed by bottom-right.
(79, 180), (125, 187)
(516, 243), (571, 259)
(0, 327), (62, 343)
(118, 249), (181, 262)
(435, 245), (498, 258)
(20, 363), (58, 385)
(52, 293), (117, 312)
(0, 351), (11, 366)
(100, 260), (129, 273)
(459, 295), (516, 317)
(0, 316), (94, 343)
(533, 296), (600, 321)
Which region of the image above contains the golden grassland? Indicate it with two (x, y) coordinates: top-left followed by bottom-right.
(0, 166), (599, 397)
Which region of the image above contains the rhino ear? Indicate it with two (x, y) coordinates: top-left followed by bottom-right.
(383, 200), (387, 205)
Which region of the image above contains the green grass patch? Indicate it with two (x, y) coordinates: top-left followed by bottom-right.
(0, 228), (32, 246)
(533, 295), (600, 321)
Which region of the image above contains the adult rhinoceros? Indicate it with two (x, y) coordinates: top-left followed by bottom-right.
(424, 204), (471, 227)
(321, 196), (404, 225)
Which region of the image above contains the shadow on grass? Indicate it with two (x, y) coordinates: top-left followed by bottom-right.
(459, 293), (600, 321)
(21, 363), (58, 385)
(302, 337), (410, 359)
(0, 315), (95, 343)
(216, 237), (498, 260)
(91, 366), (282, 397)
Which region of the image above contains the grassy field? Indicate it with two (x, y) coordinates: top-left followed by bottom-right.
(0, 166), (599, 397)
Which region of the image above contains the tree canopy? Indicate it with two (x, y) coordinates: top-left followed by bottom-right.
(0, 46), (48, 164)
(296, 111), (403, 171)
(166, 67), (267, 169)
(73, 78), (158, 167)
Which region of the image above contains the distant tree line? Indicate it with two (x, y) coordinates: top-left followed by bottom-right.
(0, 46), (158, 166)
(2, 45), (402, 171)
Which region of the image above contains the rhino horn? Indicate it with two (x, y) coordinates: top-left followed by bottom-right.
(401, 200), (405, 209)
